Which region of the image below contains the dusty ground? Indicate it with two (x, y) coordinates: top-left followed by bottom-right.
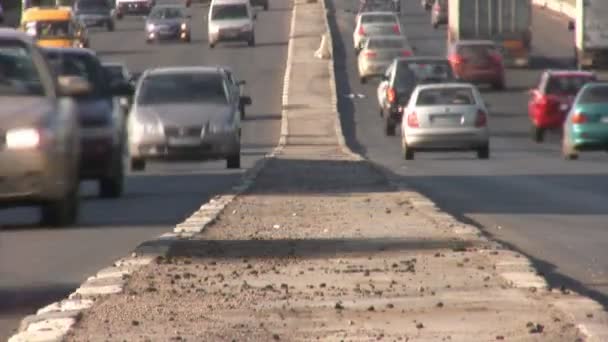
(67, 155), (584, 341)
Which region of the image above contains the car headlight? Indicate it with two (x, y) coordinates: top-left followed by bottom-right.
(181, 23), (187, 30)
(147, 23), (155, 31)
(132, 116), (163, 137)
(6, 128), (41, 149)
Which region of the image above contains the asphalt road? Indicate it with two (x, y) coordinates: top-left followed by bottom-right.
(0, 0), (290, 338)
(330, 0), (608, 307)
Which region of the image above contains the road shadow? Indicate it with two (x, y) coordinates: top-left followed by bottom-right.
(245, 113), (282, 121)
(96, 49), (149, 57)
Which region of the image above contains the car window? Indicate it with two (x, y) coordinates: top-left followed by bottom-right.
(577, 85), (608, 104)
(545, 76), (594, 95)
(150, 7), (185, 19)
(416, 87), (476, 106)
(367, 38), (405, 49)
(395, 61), (454, 88)
(0, 41), (46, 97)
(76, 0), (110, 11)
(138, 73), (229, 105)
(361, 14), (396, 24)
(24, 20), (73, 39)
(44, 51), (105, 96)
(211, 4), (248, 20)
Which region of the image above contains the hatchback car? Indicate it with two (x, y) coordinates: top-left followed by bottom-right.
(448, 40), (506, 90)
(146, 4), (191, 43)
(401, 83), (490, 160)
(208, 0), (256, 48)
(378, 57), (456, 135)
(0, 29), (84, 226)
(562, 82), (608, 159)
(74, 0), (115, 31)
(358, 35), (412, 84)
(431, 0), (447, 28)
(528, 70), (596, 142)
(353, 11), (400, 51)
(128, 67), (252, 170)
(43, 47), (132, 198)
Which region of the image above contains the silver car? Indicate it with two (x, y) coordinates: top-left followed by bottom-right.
(0, 29), (87, 226)
(353, 11), (400, 50)
(357, 35), (413, 84)
(127, 66), (252, 170)
(401, 83), (490, 160)
(207, 0), (256, 48)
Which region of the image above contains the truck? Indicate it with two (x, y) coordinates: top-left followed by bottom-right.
(447, 0), (532, 67)
(568, 0), (608, 69)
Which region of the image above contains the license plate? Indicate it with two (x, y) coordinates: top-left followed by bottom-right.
(223, 30), (238, 37)
(168, 137), (201, 146)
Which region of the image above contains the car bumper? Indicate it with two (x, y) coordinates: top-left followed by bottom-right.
(148, 29), (189, 41)
(456, 69), (503, 84)
(210, 30), (253, 43)
(130, 131), (239, 160)
(359, 62), (391, 78)
(79, 133), (118, 179)
(79, 17), (111, 27)
(533, 112), (567, 129)
(570, 125), (608, 150)
(0, 149), (65, 206)
(405, 129), (489, 150)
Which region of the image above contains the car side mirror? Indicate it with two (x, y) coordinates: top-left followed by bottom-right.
(568, 21), (575, 31)
(381, 75), (388, 81)
(58, 75), (92, 96)
(240, 95), (252, 106)
(110, 81), (134, 96)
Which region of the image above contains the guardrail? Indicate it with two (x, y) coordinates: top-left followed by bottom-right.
(532, 0), (575, 19)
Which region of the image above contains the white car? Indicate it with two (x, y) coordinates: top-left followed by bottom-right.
(357, 35), (412, 84)
(208, 0), (256, 48)
(401, 83), (490, 160)
(353, 11), (400, 51)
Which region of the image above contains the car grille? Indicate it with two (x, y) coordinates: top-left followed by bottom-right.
(164, 125), (202, 138)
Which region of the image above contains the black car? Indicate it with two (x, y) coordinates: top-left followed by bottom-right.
(250, 0), (268, 11)
(43, 48), (133, 198)
(378, 57), (457, 135)
(74, 0), (115, 31)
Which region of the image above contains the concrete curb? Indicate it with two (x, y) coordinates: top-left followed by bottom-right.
(532, 0), (576, 19)
(7, 3), (299, 342)
(319, 0), (607, 340)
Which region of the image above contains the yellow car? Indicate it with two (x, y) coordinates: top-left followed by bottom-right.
(20, 7), (89, 48)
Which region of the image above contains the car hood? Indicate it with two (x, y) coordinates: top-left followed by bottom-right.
(210, 18), (251, 30)
(136, 103), (233, 126)
(0, 97), (54, 130)
(147, 18), (184, 26)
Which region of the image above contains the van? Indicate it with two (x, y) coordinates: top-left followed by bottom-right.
(20, 7), (89, 48)
(207, 0), (256, 48)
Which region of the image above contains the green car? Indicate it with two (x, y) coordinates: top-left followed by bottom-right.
(563, 82), (608, 159)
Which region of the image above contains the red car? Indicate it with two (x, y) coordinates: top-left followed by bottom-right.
(448, 40), (506, 90)
(528, 70), (596, 142)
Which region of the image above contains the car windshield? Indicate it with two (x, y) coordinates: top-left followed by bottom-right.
(44, 51), (103, 95)
(457, 44), (498, 59)
(0, 42), (45, 96)
(577, 85), (608, 104)
(76, 0), (110, 11)
(546, 76), (594, 95)
(368, 38), (405, 49)
(25, 20), (73, 39)
(361, 14), (396, 24)
(211, 4), (248, 20)
(416, 87), (476, 106)
(395, 61), (454, 88)
(138, 73), (228, 105)
(150, 7), (185, 19)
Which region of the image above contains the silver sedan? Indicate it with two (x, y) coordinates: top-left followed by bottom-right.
(357, 35), (413, 84)
(401, 83), (490, 160)
(127, 66), (251, 170)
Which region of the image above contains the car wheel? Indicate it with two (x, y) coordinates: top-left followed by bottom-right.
(562, 139), (579, 160)
(226, 152), (241, 169)
(532, 126), (544, 143)
(184, 34), (191, 43)
(107, 21), (115, 31)
(402, 139), (414, 160)
(117, 13), (123, 20)
(384, 117), (396, 136)
(240, 104), (246, 119)
(379, 108), (384, 118)
(360, 76), (367, 84)
(248, 35), (255, 47)
(477, 144), (490, 159)
(209, 42), (215, 48)
(492, 80), (506, 90)
(99, 156), (124, 198)
(40, 182), (79, 227)
(131, 158), (146, 171)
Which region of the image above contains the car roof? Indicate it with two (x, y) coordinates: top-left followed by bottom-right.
(102, 62), (126, 67)
(0, 28), (34, 42)
(152, 4), (186, 9)
(396, 56), (448, 62)
(42, 47), (97, 56)
(546, 70), (595, 77)
(454, 40), (496, 46)
(212, 0), (249, 5)
(367, 35), (405, 41)
(145, 66), (225, 76)
(415, 83), (476, 91)
(582, 81), (608, 87)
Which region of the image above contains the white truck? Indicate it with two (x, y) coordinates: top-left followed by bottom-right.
(448, 0), (532, 67)
(568, 0), (608, 69)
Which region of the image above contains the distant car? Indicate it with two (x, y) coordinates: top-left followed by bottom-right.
(43, 47), (133, 198)
(431, 0), (447, 28)
(127, 67), (252, 171)
(421, 0), (433, 11)
(250, 0), (269, 11)
(74, 0), (115, 32)
(448, 40), (506, 90)
(115, 0), (155, 19)
(0, 29), (83, 226)
(208, 0), (256, 48)
(401, 83), (490, 160)
(562, 82), (608, 160)
(145, 5), (191, 43)
(357, 35), (412, 84)
(353, 11), (400, 51)
(377, 57), (456, 135)
(528, 70), (596, 143)
(356, 0), (396, 21)
(103, 62), (134, 111)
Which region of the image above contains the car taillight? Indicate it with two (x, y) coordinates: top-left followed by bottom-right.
(358, 26), (365, 35)
(393, 24), (400, 34)
(450, 54), (465, 64)
(402, 50), (412, 57)
(407, 111), (419, 128)
(387, 87), (396, 103)
(364, 51), (377, 58)
(475, 109), (487, 127)
(572, 112), (588, 124)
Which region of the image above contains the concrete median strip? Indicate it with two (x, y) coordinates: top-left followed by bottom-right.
(9, 0), (608, 340)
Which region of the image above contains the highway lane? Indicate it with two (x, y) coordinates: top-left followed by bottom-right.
(330, 0), (608, 306)
(0, 0), (291, 338)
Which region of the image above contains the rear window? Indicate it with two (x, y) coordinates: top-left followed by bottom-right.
(211, 4), (248, 20)
(368, 39), (405, 49)
(577, 85), (608, 104)
(361, 14), (396, 24)
(457, 44), (498, 58)
(416, 87), (476, 106)
(545, 75), (594, 95)
(138, 73), (228, 105)
(395, 61), (454, 88)
(150, 7), (185, 19)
